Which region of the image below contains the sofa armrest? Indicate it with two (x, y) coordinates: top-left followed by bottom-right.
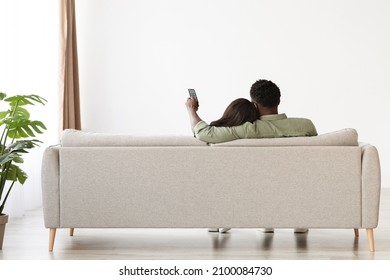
(41, 145), (60, 228)
(360, 143), (381, 228)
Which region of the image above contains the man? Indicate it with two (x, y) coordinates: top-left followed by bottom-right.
(186, 79), (317, 143)
(185, 79), (317, 234)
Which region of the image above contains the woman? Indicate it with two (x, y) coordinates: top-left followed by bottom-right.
(210, 98), (259, 127)
(187, 97), (259, 234)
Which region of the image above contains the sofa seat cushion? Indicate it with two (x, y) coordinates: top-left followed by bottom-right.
(61, 129), (207, 147)
(212, 128), (358, 147)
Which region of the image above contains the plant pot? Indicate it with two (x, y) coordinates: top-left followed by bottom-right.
(0, 214), (8, 250)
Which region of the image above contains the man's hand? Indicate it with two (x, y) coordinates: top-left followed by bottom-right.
(185, 97), (199, 111)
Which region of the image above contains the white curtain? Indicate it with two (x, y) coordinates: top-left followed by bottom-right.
(0, 0), (59, 217)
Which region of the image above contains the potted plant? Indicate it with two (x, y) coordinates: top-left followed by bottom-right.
(0, 92), (47, 249)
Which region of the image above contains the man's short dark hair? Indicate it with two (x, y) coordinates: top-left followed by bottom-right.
(250, 79), (281, 108)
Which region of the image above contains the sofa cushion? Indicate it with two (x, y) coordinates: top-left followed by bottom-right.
(61, 129), (207, 147)
(211, 128), (358, 147)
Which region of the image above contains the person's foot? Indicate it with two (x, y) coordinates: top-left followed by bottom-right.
(294, 228), (309, 233)
(208, 228), (219, 232)
(262, 228), (274, 233)
(219, 228), (231, 233)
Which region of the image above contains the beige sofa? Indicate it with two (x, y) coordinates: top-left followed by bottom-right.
(41, 129), (381, 252)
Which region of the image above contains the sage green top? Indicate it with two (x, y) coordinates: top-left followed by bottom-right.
(193, 113), (318, 144)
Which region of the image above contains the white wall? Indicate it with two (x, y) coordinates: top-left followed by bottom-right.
(76, 0), (390, 188)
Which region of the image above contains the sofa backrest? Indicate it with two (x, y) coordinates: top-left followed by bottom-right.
(212, 128), (358, 147)
(61, 128), (358, 147)
(61, 129), (208, 147)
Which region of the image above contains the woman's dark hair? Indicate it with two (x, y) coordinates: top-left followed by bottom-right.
(210, 98), (259, 127)
(250, 79), (281, 108)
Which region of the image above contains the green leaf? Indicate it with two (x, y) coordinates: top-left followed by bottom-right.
(0, 92), (6, 100)
(0, 140), (39, 165)
(4, 95), (47, 107)
(5, 97), (25, 106)
(31, 121), (46, 134)
(12, 157), (24, 164)
(0, 152), (20, 165)
(6, 129), (17, 139)
(21, 125), (35, 137)
(27, 95), (47, 105)
(17, 127), (29, 138)
(0, 110), (10, 119)
(15, 165), (28, 184)
(3, 164), (27, 184)
(4, 96), (33, 106)
(6, 119), (47, 139)
(6, 140), (38, 151)
(6, 164), (17, 181)
(12, 106), (30, 119)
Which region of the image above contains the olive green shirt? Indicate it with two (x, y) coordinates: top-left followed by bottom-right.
(193, 113), (318, 144)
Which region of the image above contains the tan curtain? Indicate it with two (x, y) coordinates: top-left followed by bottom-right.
(59, 0), (81, 130)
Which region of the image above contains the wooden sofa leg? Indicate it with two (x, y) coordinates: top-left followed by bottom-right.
(70, 228), (74, 236)
(354, 229), (359, 237)
(49, 228), (57, 252)
(366, 228), (375, 252)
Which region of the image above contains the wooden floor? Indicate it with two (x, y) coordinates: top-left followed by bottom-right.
(1, 189), (389, 260)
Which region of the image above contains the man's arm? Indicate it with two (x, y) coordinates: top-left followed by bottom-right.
(192, 121), (241, 143)
(185, 97), (242, 143)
